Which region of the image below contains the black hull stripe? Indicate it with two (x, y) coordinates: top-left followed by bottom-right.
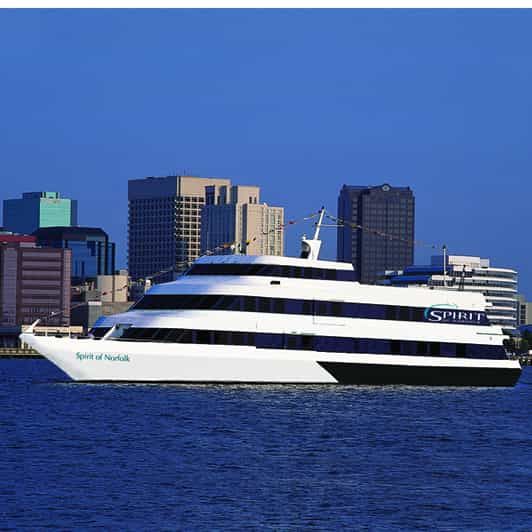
(318, 362), (522, 387)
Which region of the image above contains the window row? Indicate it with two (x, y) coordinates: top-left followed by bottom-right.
(186, 263), (356, 281)
(90, 326), (506, 360)
(131, 294), (490, 325)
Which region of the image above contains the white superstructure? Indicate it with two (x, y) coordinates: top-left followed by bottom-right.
(21, 211), (522, 386)
(381, 255), (519, 329)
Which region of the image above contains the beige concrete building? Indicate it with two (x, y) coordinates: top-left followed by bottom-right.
(95, 272), (128, 303)
(201, 185), (284, 256)
(70, 270), (133, 331)
(128, 175), (231, 279)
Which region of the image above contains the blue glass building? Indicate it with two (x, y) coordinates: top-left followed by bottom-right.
(33, 226), (115, 285)
(3, 192), (78, 235)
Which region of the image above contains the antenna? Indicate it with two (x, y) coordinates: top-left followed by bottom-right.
(443, 244), (447, 287)
(300, 207), (326, 261)
(313, 207), (326, 240)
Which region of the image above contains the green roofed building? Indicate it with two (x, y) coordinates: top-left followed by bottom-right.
(3, 192), (78, 235)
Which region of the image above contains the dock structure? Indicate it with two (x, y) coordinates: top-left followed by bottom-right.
(0, 347), (42, 358)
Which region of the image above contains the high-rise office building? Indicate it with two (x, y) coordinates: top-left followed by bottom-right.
(33, 226), (116, 285)
(201, 185), (284, 256)
(128, 175), (231, 280)
(3, 192), (78, 235)
(337, 184), (415, 284)
(0, 234), (71, 327)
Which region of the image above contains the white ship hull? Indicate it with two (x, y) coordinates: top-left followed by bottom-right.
(20, 230), (524, 387)
(21, 333), (522, 386)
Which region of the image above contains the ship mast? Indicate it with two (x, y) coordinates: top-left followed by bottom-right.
(313, 207), (326, 240)
(300, 207), (326, 261)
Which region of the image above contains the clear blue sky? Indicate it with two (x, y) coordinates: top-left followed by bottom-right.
(1, 9), (531, 296)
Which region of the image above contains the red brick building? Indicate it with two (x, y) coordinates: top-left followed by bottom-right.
(0, 234), (71, 328)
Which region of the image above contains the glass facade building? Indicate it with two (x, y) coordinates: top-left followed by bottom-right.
(33, 226), (115, 285)
(337, 184), (415, 284)
(3, 192), (78, 235)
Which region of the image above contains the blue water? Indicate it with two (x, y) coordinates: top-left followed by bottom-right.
(2, 360), (532, 530)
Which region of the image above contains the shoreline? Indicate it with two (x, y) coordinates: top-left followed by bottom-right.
(0, 348), (43, 359)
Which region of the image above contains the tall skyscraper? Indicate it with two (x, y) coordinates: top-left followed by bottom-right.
(128, 175), (231, 280)
(33, 226), (116, 285)
(201, 185), (284, 256)
(337, 184), (415, 284)
(3, 192), (78, 235)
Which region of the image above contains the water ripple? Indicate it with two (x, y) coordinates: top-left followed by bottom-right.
(1, 360), (531, 530)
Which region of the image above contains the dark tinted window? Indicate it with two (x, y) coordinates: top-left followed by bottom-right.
(132, 294), (488, 327)
(456, 343), (467, 357)
(176, 330), (193, 343)
(412, 308), (424, 322)
(244, 297), (256, 312)
(196, 330), (211, 344)
(164, 329), (182, 342)
(232, 332), (245, 345)
(152, 329), (169, 341)
(214, 331), (229, 344)
(301, 335), (314, 350)
(90, 327), (110, 338)
(399, 307), (410, 321)
(186, 263), (355, 281)
(417, 342), (427, 355)
(273, 299), (284, 313)
(316, 302), (329, 315)
(286, 336), (298, 349)
(325, 269), (336, 281)
(391, 340), (401, 354)
(385, 307), (396, 320)
(115, 327), (506, 359)
(258, 298), (270, 313)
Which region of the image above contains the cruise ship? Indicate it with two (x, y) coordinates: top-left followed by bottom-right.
(21, 211), (521, 386)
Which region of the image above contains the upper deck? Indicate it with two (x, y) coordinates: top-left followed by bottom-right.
(187, 254), (356, 282)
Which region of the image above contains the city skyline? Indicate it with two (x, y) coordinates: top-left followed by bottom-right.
(1, 177), (524, 290)
(0, 10), (531, 295)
